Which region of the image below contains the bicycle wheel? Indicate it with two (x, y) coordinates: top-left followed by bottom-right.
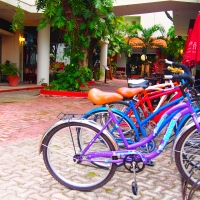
(42, 121), (117, 191)
(109, 100), (130, 111)
(109, 100), (156, 137)
(175, 125), (200, 189)
(108, 100), (145, 121)
(82, 109), (135, 148)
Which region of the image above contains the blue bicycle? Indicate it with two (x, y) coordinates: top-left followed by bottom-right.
(82, 60), (199, 153)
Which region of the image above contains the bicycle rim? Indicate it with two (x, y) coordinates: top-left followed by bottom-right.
(109, 100), (145, 121)
(109, 100), (130, 112)
(175, 125), (200, 189)
(42, 122), (117, 191)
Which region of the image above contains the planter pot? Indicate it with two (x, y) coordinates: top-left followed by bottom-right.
(7, 76), (19, 86)
(51, 62), (65, 70)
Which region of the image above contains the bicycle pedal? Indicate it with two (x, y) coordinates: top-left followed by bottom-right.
(146, 160), (155, 167)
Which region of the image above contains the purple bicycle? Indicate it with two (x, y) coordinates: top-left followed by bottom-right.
(39, 73), (200, 194)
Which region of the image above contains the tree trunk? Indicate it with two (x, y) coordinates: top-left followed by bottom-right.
(78, 49), (89, 67)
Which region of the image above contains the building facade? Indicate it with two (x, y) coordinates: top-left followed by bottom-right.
(0, 0), (200, 84)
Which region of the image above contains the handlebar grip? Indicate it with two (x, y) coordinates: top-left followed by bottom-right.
(159, 59), (173, 65)
(172, 62), (192, 76)
(168, 67), (184, 74)
(164, 75), (173, 79)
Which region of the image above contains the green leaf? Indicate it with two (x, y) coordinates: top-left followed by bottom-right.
(89, 21), (95, 30)
(11, 5), (25, 31)
(87, 172), (97, 177)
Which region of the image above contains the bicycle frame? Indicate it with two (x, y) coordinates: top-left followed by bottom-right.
(135, 87), (182, 123)
(125, 81), (178, 118)
(83, 86), (187, 147)
(80, 99), (200, 165)
(110, 86), (183, 139)
(136, 84), (174, 116)
(122, 95), (183, 140)
(175, 107), (200, 135)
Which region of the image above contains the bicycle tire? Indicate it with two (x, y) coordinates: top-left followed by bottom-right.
(109, 100), (130, 112)
(108, 100), (156, 146)
(108, 100), (145, 121)
(108, 100), (155, 136)
(175, 125), (200, 189)
(42, 121), (117, 191)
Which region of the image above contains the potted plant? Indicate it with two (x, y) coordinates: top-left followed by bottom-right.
(0, 60), (21, 86)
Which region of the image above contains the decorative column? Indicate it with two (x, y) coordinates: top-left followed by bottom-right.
(100, 39), (109, 80)
(37, 24), (50, 85)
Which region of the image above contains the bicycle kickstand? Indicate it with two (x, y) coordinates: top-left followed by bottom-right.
(132, 161), (138, 195)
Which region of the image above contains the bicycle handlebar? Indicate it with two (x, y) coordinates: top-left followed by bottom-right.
(164, 74), (194, 90)
(160, 59), (192, 76)
(172, 62), (192, 76)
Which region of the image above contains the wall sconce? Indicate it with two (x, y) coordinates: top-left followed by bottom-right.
(19, 36), (25, 43)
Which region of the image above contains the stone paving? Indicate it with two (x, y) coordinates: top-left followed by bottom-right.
(0, 79), (200, 200)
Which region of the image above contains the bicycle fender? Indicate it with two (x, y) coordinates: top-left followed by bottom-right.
(38, 118), (119, 154)
(83, 106), (124, 117)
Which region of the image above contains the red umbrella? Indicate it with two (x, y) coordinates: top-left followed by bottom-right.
(182, 14), (200, 68)
(183, 28), (192, 54)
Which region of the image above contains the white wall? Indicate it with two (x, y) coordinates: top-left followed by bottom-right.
(3, 0), (39, 12)
(123, 11), (173, 35)
(117, 53), (126, 68)
(116, 11), (173, 69)
(138, 11), (173, 36)
(1, 32), (21, 65)
(1, 31), (23, 80)
(124, 16), (141, 25)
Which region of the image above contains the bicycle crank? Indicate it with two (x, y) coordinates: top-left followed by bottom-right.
(123, 154), (145, 173)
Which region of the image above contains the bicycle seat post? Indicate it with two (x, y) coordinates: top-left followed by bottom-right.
(105, 104), (111, 112)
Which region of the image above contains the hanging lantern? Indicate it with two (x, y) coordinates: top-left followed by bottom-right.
(141, 54), (147, 61)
